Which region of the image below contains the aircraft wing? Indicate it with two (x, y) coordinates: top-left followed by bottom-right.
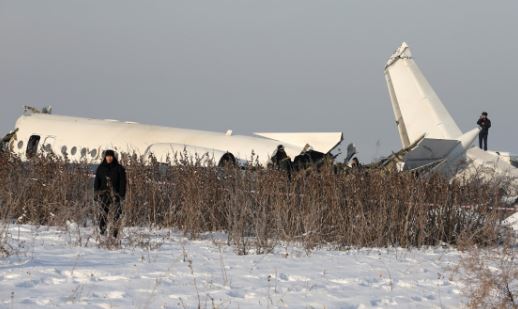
(144, 143), (241, 166)
(253, 132), (343, 154)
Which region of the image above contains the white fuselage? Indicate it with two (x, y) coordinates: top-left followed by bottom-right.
(10, 112), (342, 166)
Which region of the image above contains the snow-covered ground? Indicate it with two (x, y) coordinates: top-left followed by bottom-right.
(504, 211), (518, 232)
(0, 224), (466, 308)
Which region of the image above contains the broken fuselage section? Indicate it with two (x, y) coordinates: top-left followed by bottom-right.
(2, 106), (343, 169)
(383, 42), (518, 184)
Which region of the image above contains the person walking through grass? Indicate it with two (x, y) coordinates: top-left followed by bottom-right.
(94, 150), (126, 238)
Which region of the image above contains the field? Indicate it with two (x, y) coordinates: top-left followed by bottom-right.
(2, 224), (467, 308)
(1, 153), (517, 308)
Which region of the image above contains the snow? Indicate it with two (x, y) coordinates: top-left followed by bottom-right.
(503, 211), (518, 232)
(0, 225), (466, 308)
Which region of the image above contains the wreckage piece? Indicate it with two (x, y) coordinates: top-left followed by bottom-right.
(0, 129), (18, 153)
(7, 107), (343, 168)
(384, 42), (518, 182)
(384, 43), (479, 175)
(365, 134), (425, 171)
(253, 132), (343, 156)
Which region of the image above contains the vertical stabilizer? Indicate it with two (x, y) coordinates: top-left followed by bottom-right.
(384, 43), (462, 148)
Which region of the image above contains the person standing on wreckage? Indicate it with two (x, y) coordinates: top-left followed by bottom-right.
(94, 150), (127, 238)
(477, 111), (492, 151)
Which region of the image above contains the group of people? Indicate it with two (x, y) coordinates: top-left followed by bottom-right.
(92, 112), (493, 238)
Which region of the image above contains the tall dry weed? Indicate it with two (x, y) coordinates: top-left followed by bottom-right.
(0, 153), (513, 253)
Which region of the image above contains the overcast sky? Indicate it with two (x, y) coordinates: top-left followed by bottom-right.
(1, 1), (517, 161)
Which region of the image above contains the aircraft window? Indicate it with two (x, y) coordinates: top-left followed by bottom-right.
(17, 141), (24, 149)
(71, 146), (77, 156)
(81, 148), (87, 157)
(26, 135), (40, 158)
(61, 146), (68, 155)
(90, 149), (97, 158)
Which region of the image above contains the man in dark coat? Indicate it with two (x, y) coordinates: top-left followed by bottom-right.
(94, 150), (127, 237)
(351, 157), (361, 169)
(272, 145), (293, 180)
(477, 112), (491, 151)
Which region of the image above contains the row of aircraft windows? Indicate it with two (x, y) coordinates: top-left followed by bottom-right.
(16, 138), (98, 158)
(60, 145), (98, 158)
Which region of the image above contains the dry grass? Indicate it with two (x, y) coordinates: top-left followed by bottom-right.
(454, 235), (518, 309)
(0, 152), (512, 253)
(1, 152), (517, 307)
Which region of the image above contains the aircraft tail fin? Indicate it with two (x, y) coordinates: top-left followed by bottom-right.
(384, 43), (462, 148)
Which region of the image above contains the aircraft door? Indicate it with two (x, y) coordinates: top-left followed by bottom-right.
(26, 135), (41, 158)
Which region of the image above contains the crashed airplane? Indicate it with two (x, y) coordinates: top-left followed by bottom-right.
(0, 107), (343, 168)
(384, 42), (518, 183)
(1, 42), (516, 180)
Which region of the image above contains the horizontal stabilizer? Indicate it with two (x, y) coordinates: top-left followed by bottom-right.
(253, 132), (343, 154)
(404, 138), (460, 170)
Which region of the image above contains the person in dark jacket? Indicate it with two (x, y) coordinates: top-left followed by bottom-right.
(477, 112), (491, 151)
(351, 157), (361, 169)
(94, 150), (127, 237)
(271, 145), (293, 180)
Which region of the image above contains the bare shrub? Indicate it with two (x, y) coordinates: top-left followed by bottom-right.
(0, 153), (512, 252)
(0, 154), (93, 226)
(0, 152), (17, 256)
(455, 233), (518, 309)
